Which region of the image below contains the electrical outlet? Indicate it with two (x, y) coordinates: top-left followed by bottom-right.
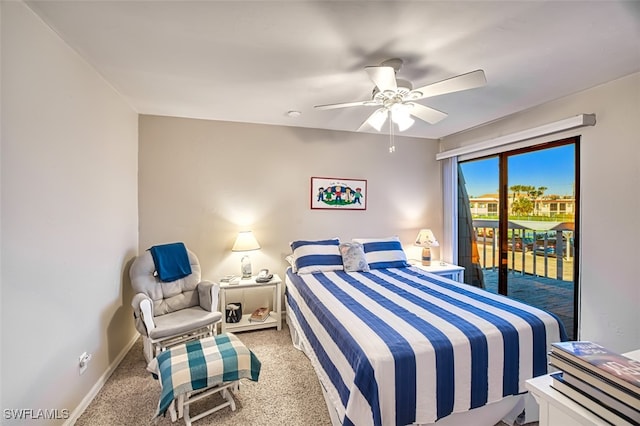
(79, 352), (92, 375)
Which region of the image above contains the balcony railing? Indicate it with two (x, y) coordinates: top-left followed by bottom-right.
(473, 220), (574, 282)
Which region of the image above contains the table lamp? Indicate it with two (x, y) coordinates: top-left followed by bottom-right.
(232, 231), (261, 278)
(415, 229), (439, 266)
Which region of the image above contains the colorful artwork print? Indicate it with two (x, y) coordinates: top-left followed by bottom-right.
(317, 185), (362, 206)
(311, 177), (367, 210)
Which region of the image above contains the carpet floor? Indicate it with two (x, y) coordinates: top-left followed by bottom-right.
(76, 325), (331, 425)
(77, 323), (535, 425)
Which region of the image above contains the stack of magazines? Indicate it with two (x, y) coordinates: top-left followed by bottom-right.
(249, 307), (270, 322)
(548, 341), (640, 425)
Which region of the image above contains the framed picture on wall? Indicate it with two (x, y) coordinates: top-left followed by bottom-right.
(311, 177), (367, 210)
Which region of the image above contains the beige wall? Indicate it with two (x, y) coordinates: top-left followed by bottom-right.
(441, 72), (640, 353)
(138, 115), (441, 311)
(1, 2), (139, 424)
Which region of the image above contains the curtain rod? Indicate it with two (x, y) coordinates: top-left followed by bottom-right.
(436, 114), (596, 161)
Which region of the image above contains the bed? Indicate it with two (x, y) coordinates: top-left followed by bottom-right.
(284, 237), (567, 426)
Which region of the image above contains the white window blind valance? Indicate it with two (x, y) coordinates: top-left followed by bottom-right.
(436, 114), (596, 162)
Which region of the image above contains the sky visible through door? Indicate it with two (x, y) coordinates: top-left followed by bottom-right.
(461, 145), (575, 198)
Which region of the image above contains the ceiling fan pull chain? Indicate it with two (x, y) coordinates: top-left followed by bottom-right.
(389, 117), (396, 153)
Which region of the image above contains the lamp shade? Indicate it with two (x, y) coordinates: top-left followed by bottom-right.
(232, 231), (261, 252)
(415, 229), (438, 247)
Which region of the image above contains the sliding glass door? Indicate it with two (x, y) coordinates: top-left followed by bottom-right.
(457, 138), (579, 339)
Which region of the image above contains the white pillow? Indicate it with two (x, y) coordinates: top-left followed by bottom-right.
(352, 236), (409, 269)
(290, 238), (344, 274)
(339, 242), (370, 272)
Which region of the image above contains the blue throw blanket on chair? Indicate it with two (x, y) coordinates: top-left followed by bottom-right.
(149, 242), (192, 282)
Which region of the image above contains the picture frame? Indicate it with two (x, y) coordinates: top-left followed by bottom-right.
(311, 177), (367, 210)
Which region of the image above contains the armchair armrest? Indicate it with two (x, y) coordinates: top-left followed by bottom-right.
(132, 293), (155, 336)
(198, 281), (220, 313)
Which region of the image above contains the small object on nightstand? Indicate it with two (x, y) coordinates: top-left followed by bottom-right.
(255, 268), (273, 283)
(249, 307), (270, 322)
(225, 303), (242, 323)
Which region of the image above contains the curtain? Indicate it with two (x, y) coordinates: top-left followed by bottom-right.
(457, 165), (485, 288)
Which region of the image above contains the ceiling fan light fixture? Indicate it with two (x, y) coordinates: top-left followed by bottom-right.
(391, 104), (415, 131)
(368, 108), (388, 131)
(395, 114), (415, 132)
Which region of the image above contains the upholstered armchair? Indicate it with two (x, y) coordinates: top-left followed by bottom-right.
(130, 246), (222, 362)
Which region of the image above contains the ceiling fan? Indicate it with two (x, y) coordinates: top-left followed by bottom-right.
(315, 59), (487, 132)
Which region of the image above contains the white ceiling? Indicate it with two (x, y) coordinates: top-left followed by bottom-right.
(27, 1), (640, 139)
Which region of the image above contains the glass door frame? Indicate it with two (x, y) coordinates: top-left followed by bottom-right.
(459, 136), (580, 338)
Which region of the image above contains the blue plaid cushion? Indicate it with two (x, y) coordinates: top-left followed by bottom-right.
(353, 236), (410, 269)
(290, 238), (343, 274)
(149, 333), (261, 418)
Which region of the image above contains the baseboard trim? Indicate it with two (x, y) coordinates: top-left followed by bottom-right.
(64, 333), (139, 425)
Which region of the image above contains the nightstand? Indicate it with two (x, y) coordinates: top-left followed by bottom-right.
(411, 261), (465, 283)
(219, 274), (282, 333)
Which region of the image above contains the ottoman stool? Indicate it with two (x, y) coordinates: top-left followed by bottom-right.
(148, 333), (261, 425)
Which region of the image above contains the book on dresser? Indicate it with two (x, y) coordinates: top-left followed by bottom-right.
(550, 372), (640, 425)
(549, 352), (640, 409)
(550, 341), (640, 397)
(249, 307), (270, 322)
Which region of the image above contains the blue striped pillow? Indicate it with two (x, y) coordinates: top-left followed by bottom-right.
(290, 239), (344, 274)
(353, 236), (409, 269)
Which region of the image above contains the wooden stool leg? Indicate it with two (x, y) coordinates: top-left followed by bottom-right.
(178, 394), (185, 419)
(168, 399), (177, 422)
(182, 394), (191, 426)
(181, 381), (238, 425)
(221, 387), (237, 411)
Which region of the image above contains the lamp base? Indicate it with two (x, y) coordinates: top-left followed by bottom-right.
(241, 255), (252, 278)
(421, 247), (431, 266)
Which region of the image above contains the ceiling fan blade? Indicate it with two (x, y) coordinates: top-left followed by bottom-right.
(365, 66), (397, 92)
(406, 103), (448, 124)
(358, 108), (388, 132)
(410, 69), (486, 100)
(314, 100), (373, 110)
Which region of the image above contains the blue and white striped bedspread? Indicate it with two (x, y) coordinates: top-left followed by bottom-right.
(286, 267), (566, 426)
(147, 333), (261, 418)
